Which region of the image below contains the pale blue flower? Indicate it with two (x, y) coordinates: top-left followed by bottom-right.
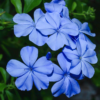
(37, 13), (79, 51)
(63, 38), (98, 78)
(49, 53), (80, 97)
(72, 18), (96, 50)
(13, 9), (48, 46)
(6, 46), (53, 91)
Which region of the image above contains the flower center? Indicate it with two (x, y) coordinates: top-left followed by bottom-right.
(79, 56), (82, 60)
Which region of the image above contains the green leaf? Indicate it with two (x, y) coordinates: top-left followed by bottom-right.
(0, 83), (6, 92)
(0, 94), (4, 100)
(0, 8), (13, 22)
(72, 2), (77, 11)
(0, 0), (10, 13)
(1, 45), (11, 57)
(0, 67), (6, 83)
(23, 0), (42, 13)
(10, 0), (22, 13)
(0, 54), (3, 60)
(6, 90), (13, 100)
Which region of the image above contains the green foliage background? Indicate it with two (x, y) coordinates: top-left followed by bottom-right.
(0, 0), (100, 100)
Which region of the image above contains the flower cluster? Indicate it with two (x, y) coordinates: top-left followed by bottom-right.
(6, 0), (98, 98)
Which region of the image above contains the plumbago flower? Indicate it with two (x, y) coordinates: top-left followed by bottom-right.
(44, 0), (69, 18)
(51, 0), (66, 5)
(49, 53), (80, 98)
(62, 38), (98, 78)
(13, 9), (48, 46)
(72, 18), (96, 50)
(6, 46), (53, 91)
(37, 13), (79, 51)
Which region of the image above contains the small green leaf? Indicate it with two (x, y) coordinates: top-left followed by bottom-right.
(10, 0), (22, 13)
(0, 8), (13, 22)
(72, 2), (77, 11)
(23, 0), (42, 13)
(0, 83), (6, 92)
(6, 90), (13, 100)
(0, 67), (6, 83)
(0, 94), (4, 100)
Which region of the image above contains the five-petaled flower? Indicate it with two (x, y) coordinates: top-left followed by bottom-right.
(13, 9), (48, 46)
(63, 38), (98, 78)
(6, 46), (53, 91)
(49, 53), (80, 98)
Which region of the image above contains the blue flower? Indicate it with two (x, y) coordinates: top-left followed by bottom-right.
(37, 13), (79, 51)
(72, 18), (96, 50)
(62, 38), (98, 78)
(6, 46), (53, 91)
(13, 9), (48, 46)
(44, 2), (69, 18)
(51, 0), (66, 5)
(49, 53), (80, 98)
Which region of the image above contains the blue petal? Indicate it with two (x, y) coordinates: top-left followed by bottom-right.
(62, 6), (69, 18)
(82, 61), (95, 78)
(70, 72), (84, 80)
(36, 16), (55, 35)
(51, 78), (65, 97)
(15, 72), (33, 91)
(45, 12), (61, 29)
(60, 18), (79, 36)
(44, 3), (63, 13)
(76, 38), (87, 56)
(32, 73), (49, 90)
(51, 0), (66, 5)
(65, 35), (76, 49)
(72, 18), (82, 30)
(29, 29), (48, 46)
(34, 57), (53, 75)
(6, 59), (28, 77)
(65, 77), (80, 98)
(70, 62), (82, 75)
(63, 47), (79, 60)
(79, 33), (96, 50)
(71, 59), (80, 67)
(34, 8), (44, 24)
(14, 24), (34, 37)
(85, 35), (96, 50)
(80, 22), (96, 37)
(46, 52), (52, 60)
(83, 49), (98, 64)
(49, 63), (63, 82)
(20, 46), (38, 67)
(13, 13), (34, 24)
(47, 33), (69, 51)
(57, 53), (71, 73)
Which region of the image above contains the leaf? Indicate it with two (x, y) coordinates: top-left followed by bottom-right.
(0, 54), (3, 60)
(0, 94), (4, 100)
(10, 0), (22, 13)
(72, 2), (77, 11)
(1, 45), (11, 57)
(0, 83), (6, 92)
(0, 67), (6, 83)
(23, 0), (42, 13)
(6, 90), (13, 100)
(0, 8), (13, 22)
(0, 0), (10, 13)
